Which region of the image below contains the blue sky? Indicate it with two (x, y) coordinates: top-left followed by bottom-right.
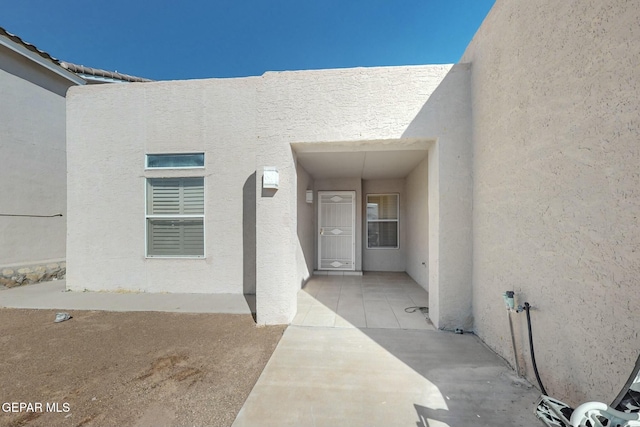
(3, 1), (495, 81)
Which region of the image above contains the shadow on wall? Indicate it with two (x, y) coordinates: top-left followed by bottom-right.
(295, 158), (314, 290)
(288, 64), (534, 423)
(402, 63), (472, 139)
(243, 172), (256, 297)
(402, 63), (475, 332)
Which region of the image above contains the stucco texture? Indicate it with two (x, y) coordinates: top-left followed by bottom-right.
(403, 64), (474, 331)
(0, 45), (73, 267)
(67, 64), (472, 330)
(255, 65), (460, 325)
(405, 156), (429, 287)
(462, 0), (640, 405)
(67, 77), (259, 294)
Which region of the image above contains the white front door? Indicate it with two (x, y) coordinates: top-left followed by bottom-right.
(318, 191), (356, 271)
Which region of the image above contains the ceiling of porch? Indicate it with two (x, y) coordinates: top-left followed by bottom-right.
(292, 139), (430, 180)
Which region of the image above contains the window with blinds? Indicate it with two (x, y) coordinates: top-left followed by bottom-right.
(366, 194), (399, 249)
(146, 178), (204, 257)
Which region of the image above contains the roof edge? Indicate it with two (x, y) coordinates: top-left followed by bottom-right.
(60, 62), (153, 83)
(0, 27), (86, 86)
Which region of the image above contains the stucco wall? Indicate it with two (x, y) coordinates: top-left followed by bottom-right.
(362, 179), (405, 272)
(67, 77), (258, 294)
(462, 0), (640, 404)
(0, 46), (74, 268)
(402, 64), (474, 330)
(255, 65), (454, 324)
(68, 64), (472, 327)
(295, 161), (314, 284)
(405, 155), (429, 289)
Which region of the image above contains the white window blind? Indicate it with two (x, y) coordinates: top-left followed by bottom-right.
(146, 178), (204, 257)
(366, 194), (399, 249)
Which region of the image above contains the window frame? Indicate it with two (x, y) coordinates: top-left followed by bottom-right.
(144, 177), (206, 259)
(366, 193), (400, 250)
(145, 153), (205, 170)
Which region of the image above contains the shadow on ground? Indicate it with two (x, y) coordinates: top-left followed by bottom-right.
(242, 272), (542, 427)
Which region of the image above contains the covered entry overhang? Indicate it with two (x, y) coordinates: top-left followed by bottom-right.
(256, 135), (473, 332)
(292, 139), (430, 180)
(252, 64), (473, 330)
(291, 138), (432, 303)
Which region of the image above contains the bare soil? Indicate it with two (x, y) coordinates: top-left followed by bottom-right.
(0, 309), (285, 427)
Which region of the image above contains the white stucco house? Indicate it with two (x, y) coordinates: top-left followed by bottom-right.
(0, 27), (85, 285)
(67, 63), (469, 328)
(65, 0), (638, 407)
(0, 27), (151, 287)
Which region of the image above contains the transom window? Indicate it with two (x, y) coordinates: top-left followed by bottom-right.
(366, 194), (399, 249)
(146, 178), (204, 257)
(146, 153), (204, 169)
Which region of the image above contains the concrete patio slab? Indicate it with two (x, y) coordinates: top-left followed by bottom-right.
(0, 280), (253, 314)
(234, 273), (541, 426)
(232, 325), (541, 427)
(293, 273), (433, 330)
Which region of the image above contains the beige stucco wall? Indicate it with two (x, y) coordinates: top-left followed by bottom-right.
(402, 64), (474, 330)
(255, 65), (461, 324)
(295, 160), (314, 285)
(68, 64), (473, 328)
(362, 179), (405, 272)
(0, 45), (75, 268)
(67, 77), (259, 294)
(462, 0), (640, 404)
(405, 155), (429, 289)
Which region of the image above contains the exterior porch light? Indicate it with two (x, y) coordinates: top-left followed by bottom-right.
(306, 190), (313, 203)
(263, 166), (279, 189)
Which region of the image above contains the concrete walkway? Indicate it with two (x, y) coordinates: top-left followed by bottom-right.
(233, 274), (542, 427)
(0, 280), (253, 314)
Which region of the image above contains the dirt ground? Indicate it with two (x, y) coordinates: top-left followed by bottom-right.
(0, 309), (286, 427)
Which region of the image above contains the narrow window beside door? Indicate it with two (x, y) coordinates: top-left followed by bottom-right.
(366, 194), (399, 249)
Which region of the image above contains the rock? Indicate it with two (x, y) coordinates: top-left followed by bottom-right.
(26, 272), (45, 282)
(12, 275), (26, 285)
(0, 261), (66, 287)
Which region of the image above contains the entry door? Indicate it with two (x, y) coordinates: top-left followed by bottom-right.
(318, 191), (356, 271)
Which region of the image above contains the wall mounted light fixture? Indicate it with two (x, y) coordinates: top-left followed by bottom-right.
(263, 167), (279, 189)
